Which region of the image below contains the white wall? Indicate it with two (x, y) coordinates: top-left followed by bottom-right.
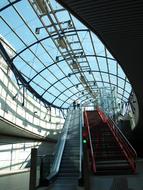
(0, 66), (65, 171)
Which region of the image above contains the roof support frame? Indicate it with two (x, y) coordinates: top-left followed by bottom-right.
(57, 80), (130, 107)
(0, 0), (22, 12)
(61, 86), (128, 108)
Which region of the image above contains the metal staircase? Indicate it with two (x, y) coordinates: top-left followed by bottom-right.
(84, 109), (137, 175)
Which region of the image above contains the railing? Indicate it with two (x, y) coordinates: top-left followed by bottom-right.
(97, 108), (137, 173)
(19, 152), (31, 169)
(84, 111), (96, 173)
(29, 111), (72, 189)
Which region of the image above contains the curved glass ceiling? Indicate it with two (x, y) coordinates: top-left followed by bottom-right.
(0, 0), (132, 109)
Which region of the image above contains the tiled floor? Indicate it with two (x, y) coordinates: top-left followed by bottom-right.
(0, 172), (29, 190)
(90, 160), (143, 190)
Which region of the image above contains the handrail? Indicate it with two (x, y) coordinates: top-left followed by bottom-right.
(109, 118), (137, 158)
(97, 108), (137, 173)
(20, 152), (31, 169)
(108, 118), (137, 172)
(79, 107), (83, 176)
(47, 110), (72, 180)
(84, 111), (96, 173)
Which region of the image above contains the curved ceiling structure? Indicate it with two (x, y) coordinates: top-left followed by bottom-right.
(0, 0), (132, 110)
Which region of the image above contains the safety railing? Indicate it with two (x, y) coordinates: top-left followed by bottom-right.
(97, 108), (137, 173)
(19, 152), (31, 169)
(84, 111), (96, 173)
(79, 108), (83, 173)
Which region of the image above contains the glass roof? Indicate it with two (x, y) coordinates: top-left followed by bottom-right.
(0, 0), (132, 109)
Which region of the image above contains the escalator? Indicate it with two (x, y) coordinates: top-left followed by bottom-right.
(45, 109), (81, 190)
(84, 109), (137, 175)
(39, 108), (136, 190)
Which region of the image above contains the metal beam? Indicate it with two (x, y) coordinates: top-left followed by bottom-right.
(0, 42), (56, 108)
(0, 0), (22, 12)
(45, 70), (130, 102)
(57, 80), (129, 107)
(28, 54), (115, 84)
(11, 29), (89, 61)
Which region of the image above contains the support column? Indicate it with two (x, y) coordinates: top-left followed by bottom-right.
(29, 148), (37, 190)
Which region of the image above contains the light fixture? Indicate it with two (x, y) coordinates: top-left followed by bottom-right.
(57, 36), (67, 49)
(76, 84), (78, 88)
(35, 0), (49, 14)
(35, 28), (40, 34)
(83, 139), (87, 144)
(80, 76), (86, 84)
(85, 86), (89, 91)
(80, 51), (84, 56)
(12, 93), (18, 100)
(56, 56), (59, 62)
(71, 61), (78, 69)
(67, 20), (72, 28)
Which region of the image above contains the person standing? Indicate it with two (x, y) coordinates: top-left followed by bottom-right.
(73, 100), (76, 109)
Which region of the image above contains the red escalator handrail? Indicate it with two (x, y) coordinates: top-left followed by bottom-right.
(84, 111), (96, 173)
(97, 108), (137, 173)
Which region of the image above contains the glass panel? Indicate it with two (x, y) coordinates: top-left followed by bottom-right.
(0, 0), (133, 109)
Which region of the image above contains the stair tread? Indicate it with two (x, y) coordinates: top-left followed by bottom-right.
(96, 160), (128, 164)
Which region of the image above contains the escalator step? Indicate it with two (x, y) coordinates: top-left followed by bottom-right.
(58, 172), (79, 177)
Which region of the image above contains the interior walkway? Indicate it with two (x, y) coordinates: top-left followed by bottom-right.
(0, 160), (143, 190)
(0, 171), (29, 190)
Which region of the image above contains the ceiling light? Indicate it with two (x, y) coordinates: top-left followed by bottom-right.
(35, 0), (49, 14)
(56, 56), (59, 62)
(85, 86), (89, 91)
(80, 76), (86, 84)
(67, 20), (72, 28)
(71, 61), (78, 69)
(57, 36), (67, 49)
